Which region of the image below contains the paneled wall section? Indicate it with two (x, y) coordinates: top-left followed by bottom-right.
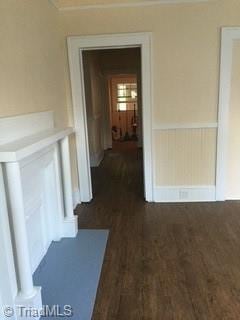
(154, 127), (217, 186)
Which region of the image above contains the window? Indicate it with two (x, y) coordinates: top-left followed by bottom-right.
(117, 83), (137, 111)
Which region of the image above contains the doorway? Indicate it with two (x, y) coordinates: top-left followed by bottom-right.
(67, 33), (153, 202)
(82, 48), (142, 197)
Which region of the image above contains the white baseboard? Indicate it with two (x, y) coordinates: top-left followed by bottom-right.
(226, 195), (240, 201)
(61, 217), (78, 238)
(72, 189), (80, 209)
(90, 150), (104, 167)
(153, 185), (216, 203)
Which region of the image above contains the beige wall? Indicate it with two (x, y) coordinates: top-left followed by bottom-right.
(0, 0), (67, 126)
(60, 0), (240, 124)
(0, 0), (80, 191)
(3, 1), (240, 192)
(60, 0), (240, 187)
(226, 41), (240, 199)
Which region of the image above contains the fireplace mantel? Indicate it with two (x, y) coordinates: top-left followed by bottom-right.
(0, 111), (78, 320)
(0, 127), (73, 162)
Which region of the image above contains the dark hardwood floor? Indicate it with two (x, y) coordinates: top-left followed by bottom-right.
(75, 143), (240, 320)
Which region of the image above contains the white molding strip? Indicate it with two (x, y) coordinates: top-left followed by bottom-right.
(153, 185), (216, 202)
(153, 122), (218, 130)
(57, 0), (210, 11)
(72, 189), (81, 208)
(216, 27), (240, 201)
(0, 127), (73, 162)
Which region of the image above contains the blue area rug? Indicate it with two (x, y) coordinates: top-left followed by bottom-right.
(33, 230), (109, 320)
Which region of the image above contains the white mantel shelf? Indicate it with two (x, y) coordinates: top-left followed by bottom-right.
(0, 127), (73, 162)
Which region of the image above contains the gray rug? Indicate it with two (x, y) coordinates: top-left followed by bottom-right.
(33, 230), (109, 320)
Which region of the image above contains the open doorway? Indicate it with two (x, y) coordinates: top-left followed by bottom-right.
(82, 48), (143, 197)
(67, 33), (153, 202)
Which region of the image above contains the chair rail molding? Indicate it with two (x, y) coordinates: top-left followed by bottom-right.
(216, 27), (240, 201)
(53, 0), (210, 11)
(153, 122), (218, 130)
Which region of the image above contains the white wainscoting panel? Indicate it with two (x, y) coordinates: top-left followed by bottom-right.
(153, 185), (216, 202)
(20, 147), (57, 272)
(153, 125), (217, 202)
(154, 127), (217, 186)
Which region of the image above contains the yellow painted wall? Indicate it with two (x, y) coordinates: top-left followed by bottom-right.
(60, 0), (240, 187)
(2, 1), (240, 191)
(0, 1), (67, 126)
(0, 1), (80, 190)
(226, 41), (240, 199)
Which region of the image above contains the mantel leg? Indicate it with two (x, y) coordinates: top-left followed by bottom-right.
(59, 137), (78, 237)
(5, 162), (42, 315)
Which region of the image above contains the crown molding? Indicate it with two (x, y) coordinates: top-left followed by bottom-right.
(55, 0), (210, 11)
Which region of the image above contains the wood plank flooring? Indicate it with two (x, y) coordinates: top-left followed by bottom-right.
(75, 144), (240, 320)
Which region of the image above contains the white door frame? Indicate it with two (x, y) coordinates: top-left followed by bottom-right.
(67, 33), (153, 202)
(216, 27), (240, 200)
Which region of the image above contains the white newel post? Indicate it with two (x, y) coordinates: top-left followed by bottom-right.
(59, 136), (78, 237)
(5, 162), (42, 311)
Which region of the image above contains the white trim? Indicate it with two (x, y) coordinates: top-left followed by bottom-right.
(58, 0), (209, 11)
(0, 127), (73, 162)
(153, 122), (218, 130)
(153, 185), (216, 202)
(216, 27), (240, 201)
(72, 189), (81, 209)
(0, 163), (18, 313)
(67, 33), (154, 202)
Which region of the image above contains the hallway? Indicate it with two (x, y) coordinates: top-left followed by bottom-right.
(76, 148), (240, 320)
